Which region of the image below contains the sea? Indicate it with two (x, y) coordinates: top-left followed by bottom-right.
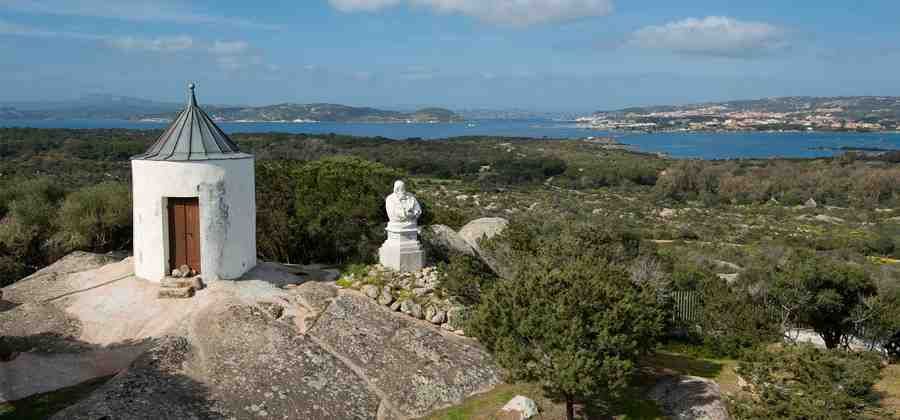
(2, 118), (899, 160)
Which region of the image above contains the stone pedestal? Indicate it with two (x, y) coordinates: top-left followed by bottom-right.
(379, 227), (425, 272)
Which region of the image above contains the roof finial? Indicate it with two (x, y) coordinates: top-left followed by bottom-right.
(188, 82), (197, 106)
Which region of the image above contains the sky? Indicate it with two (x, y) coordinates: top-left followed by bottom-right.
(1, 0), (900, 112)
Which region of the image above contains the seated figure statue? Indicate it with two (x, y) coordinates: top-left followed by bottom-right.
(379, 180), (425, 272)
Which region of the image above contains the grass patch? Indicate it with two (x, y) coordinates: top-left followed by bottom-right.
(0, 375), (112, 420)
(423, 382), (664, 420)
(642, 343), (742, 396)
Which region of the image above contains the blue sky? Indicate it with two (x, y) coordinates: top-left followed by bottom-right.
(1, 0), (899, 111)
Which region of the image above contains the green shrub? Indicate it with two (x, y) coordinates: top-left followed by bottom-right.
(772, 254), (878, 349)
(255, 161), (304, 263)
(0, 254), (28, 287)
(696, 275), (779, 357)
(437, 252), (497, 305)
(291, 156), (404, 264)
(468, 222), (665, 419)
(729, 345), (887, 419)
(54, 182), (132, 253)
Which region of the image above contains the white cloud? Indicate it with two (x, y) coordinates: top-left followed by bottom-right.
(210, 40), (250, 56)
(328, 0), (614, 26)
(0, 0), (281, 30)
(629, 16), (787, 58)
(0, 18), (102, 40)
(107, 35), (194, 52)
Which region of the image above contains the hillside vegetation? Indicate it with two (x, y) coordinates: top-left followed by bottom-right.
(2, 127), (900, 418)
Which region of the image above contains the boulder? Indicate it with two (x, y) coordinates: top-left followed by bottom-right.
(457, 217), (511, 278)
(804, 198), (818, 208)
(309, 294), (502, 417)
(659, 208), (677, 218)
(377, 286), (394, 306)
(717, 273), (739, 284)
(458, 218), (509, 250)
(424, 224), (475, 257)
(498, 395), (539, 419)
(362, 284), (380, 299)
(649, 375), (731, 420)
(401, 300), (424, 319)
(426, 306), (446, 325)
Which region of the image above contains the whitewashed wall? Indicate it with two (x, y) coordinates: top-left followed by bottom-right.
(131, 158), (256, 282)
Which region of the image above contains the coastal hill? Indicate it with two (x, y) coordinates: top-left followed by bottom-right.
(193, 103), (464, 123)
(0, 94), (464, 123)
(585, 96), (900, 132)
(597, 96), (900, 121)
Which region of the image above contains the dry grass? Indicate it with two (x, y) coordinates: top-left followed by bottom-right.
(876, 364), (900, 416)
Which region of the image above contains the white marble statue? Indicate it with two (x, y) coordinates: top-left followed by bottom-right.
(379, 180), (425, 272)
(386, 180), (422, 230)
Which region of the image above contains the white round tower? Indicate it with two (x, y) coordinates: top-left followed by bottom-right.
(131, 84), (256, 282)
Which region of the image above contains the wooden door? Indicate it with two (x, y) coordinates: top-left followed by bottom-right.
(168, 197), (201, 274)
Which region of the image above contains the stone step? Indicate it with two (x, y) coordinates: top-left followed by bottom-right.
(161, 277), (204, 290)
(157, 286), (195, 299)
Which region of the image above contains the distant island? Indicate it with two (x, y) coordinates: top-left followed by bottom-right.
(577, 96), (900, 133)
(0, 94), (464, 124)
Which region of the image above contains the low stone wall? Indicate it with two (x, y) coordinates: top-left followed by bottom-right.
(337, 265), (471, 334)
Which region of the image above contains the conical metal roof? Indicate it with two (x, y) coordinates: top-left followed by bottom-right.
(133, 84), (252, 161)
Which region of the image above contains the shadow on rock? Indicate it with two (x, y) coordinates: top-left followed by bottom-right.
(1, 333), (154, 403)
(49, 336), (224, 420)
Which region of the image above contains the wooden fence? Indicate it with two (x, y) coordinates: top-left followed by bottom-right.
(671, 291), (702, 325)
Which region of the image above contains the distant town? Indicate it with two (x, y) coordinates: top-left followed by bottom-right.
(576, 96), (900, 133)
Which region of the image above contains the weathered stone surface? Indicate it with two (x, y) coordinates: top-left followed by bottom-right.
(190, 304), (382, 419)
(0, 302), (80, 343)
(498, 395), (539, 419)
(805, 198), (818, 208)
(1, 252), (125, 304)
(717, 273), (740, 284)
(4, 254), (503, 420)
(457, 217), (511, 278)
(309, 294), (503, 418)
(160, 277), (193, 289)
(2, 341), (149, 403)
(362, 284), (381, 299)
(458, 218), (509, 251)
(292, 280), (338, 314)
(659, 208), (677, 218)
(429, 309), (446, 325)
(401, 299), (424, 319)
(378, 286), (394, 306)
(424, 224), (475, 257)
(51, 337), (225, 420)
(649, 375), (731, 420)
(157, 286), (194, 299)
(390, 301), (402, 312)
